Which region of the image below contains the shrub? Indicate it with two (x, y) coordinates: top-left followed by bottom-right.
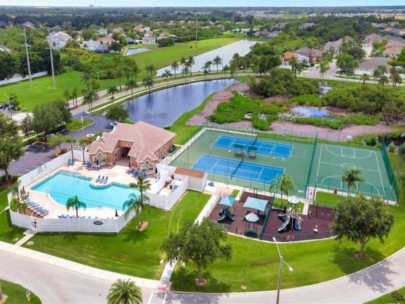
(252, 118), (269, 131)
(388, 144), (396, 153)
(293, 117), (343, 129)
(364, 136), (377, 146)
(288, 95), (324, 107)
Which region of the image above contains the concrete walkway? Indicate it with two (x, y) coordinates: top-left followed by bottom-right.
(1, 236), (405, 303)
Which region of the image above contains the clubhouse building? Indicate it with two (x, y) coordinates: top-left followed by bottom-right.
(88, 121), (175, 174)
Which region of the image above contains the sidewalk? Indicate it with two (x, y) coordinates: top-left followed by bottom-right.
(0, 240), (160, 289)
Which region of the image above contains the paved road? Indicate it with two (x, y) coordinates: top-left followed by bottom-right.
(2, 237), (405, 304)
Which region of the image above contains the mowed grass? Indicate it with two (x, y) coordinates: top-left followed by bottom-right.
(66, 118), (93, 131)
(0, 38), (239, 111)
(365, 286), (405, 303)
(27, 191), (210, 279)
(0, 279), (41, 304)
(314, 191), (346, 208)
(129, 38), (240, 80)
(0, 188), (25, 244)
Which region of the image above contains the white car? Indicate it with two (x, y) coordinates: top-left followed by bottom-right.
(86, 133), (95, 138)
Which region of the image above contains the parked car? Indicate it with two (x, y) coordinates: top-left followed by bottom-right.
(169, 145), (176, 153)
(86, 133), (95, 138)
(110, 121), (118, 128)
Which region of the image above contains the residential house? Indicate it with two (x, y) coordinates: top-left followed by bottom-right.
(134, 24), (145, 32)
(383, 36), (405, 57)
(282, 51), (309, 65)
(294, 47), (323, 62)
(125, 37), (136, 44)
(88, 122), (175, 174)
(47, 31), (72, 50)
(142, 31), (156, 44)
(112, 27), (124, 34)
(356, 57), (390, 75)
(82, 39), (102, 51)
(323, 36), (354, 54)
(22, 21), (35, 29)
(97, 28), (108, 35)
(97, 35), (115, 46)
(363, 33), (383, 45)
(298, 23), (315, 31)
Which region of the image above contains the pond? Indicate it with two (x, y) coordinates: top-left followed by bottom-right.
(292, 106), (330, 118)
(124, 79), (235, 128)
(156, 40), (259, 76)
(125, 48), (151, 56)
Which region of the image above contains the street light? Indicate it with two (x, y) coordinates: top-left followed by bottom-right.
(272, 236), (293, 304)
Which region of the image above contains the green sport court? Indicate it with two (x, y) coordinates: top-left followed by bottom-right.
(170, 129), (397, 202)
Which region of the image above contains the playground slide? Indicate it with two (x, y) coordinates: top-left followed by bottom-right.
(293, 218), (302, 231)
(278, 214), (291, 232)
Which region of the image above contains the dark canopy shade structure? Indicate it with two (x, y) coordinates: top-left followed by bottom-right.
(243, 197), (267, 212)
(219, 195), (235, 207)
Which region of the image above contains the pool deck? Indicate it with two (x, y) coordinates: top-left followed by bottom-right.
(26, 161), (157, 219)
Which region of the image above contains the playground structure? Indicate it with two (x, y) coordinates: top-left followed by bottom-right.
(277, 207), (302, 233)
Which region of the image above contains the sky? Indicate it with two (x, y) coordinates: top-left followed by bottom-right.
(1, 0), (405, 7)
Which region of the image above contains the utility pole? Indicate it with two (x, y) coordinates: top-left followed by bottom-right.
(47, 29), (56, 90)
(195, 15), (198, 49)
(23, 28), (32, 87)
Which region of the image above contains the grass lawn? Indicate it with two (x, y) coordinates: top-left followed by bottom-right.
(128, 38), (239, 81)
(314, 191), (346, 208)
(0, 188), (25, 244)
(66, 118), (93, 131)
(0, 279), (41, 304)
(27, 191), (210, 279)
(365, 287), (405, 303)
(0, 38), (238, 111)
(170, 153), (405, 292)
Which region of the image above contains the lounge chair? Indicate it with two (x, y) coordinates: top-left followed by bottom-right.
(103, 176), (109, 184)
(95, 175), (101, 182)
(67, 159), (72, 166)
(99, 176), (105, 183)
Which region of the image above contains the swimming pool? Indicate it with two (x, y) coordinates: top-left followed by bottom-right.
(32, 171), (140, 210)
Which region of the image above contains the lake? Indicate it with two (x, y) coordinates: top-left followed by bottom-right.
(156, 40), (258, 76)
(124, 79), (235, 128)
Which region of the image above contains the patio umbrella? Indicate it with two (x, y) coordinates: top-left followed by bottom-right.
(288, 196), (300, 205)
(245, 212), (259, 223)
(219, 195), (235, 207)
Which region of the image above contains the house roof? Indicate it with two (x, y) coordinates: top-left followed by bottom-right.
(358, 57), (390, 71)
(88, 122), (175, 163)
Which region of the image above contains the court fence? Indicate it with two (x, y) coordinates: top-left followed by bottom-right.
(380, 142), (400, 201)
(304, 134), (318, 195)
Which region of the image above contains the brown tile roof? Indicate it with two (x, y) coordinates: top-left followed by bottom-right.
(88, 122), (175, 162)
(175, 167), (206, 178)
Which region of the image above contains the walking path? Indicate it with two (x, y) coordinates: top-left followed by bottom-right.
(1, 236), (405, 303)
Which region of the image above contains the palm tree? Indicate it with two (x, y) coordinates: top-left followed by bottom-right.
(319, 60), (330, 78)
(341, 168), (365, 195)
(162, 70), (172, 87)
(145, 64), (155, 78)
(379, 75), (389, 86)
(124, 175), (151, 225)
(397, 144), (405, 174)
(270, 174), (295, 202)
(65, 136), (76, 161)
(187, 56), (195, 76)
(389, 67), (402, 87)
(107, 279), (142, 304)
(361, 73), (370, 85)
(80, 72), (92, 90)
(182, 66), (189, 85)
(107, 86), (118, 101)
(82, 89), (97, 110)
(142, 76), (154, 94)
(125, 79), (137, 96)
(115, 69), (124, 90)
(203, 61), (212, 80)
(222, 64), (230, 75)
(171, 61), (179, 79)
(63, 89), (71, 103)
(213, 55), (222, 74)
(66, 196), (86, 218)
(71, 87), (78, 108)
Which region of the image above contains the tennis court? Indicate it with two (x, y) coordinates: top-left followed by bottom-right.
(170, 129), (397, 202)
(192, 155), (285, 183)
(214, 135), (293, 158)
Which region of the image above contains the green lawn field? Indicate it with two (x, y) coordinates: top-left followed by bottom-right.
(0, 279), (41, 304)
(27, 191), (210, 279)
(0, 38), (239, 111)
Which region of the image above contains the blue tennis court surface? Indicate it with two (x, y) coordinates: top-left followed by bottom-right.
(192, 155), (285, 183)
(214, 135), (293, 158)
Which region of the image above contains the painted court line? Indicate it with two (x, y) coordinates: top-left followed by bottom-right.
(374, 151), (386, 196)
(319, 161), (380, 173)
